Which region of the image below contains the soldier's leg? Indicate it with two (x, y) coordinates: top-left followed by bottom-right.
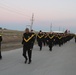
(40, 42), (42, 50)
(32, 42), (34, 49)
(43, 40), (45, 46)
(49, 45), (52, 51)
(40, 45), (42, 50)
(28, 49), (32, 64)
(59, 41), (61, 47)
(23, 46), (28, 63)
(38, 42), (42, 50)
(38, 42), (40, 46)
(0, 45), (2, 59)
(0, 51), (2, 59)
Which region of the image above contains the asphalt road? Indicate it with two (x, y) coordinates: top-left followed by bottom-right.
(0, 39), (76, 75)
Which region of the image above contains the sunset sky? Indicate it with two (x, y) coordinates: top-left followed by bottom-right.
(0, 0), (76, 33)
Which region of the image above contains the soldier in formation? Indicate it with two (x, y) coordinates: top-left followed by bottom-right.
(37, 30), (44, 50)
(22, 28), (36, 64)
(0, 34), (2, 59)
(46, 33), (55, 51)
(30, 30), (36, 49)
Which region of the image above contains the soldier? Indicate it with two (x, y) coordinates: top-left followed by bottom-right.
(42, 32), (47, 46)
(43, 33), (48, 46)
(47, 33), (54, 51)
(57, 34), (63, 47)
(30, 30), (36, 49)
(22, 28), (34, 64)
(37, 30), (44, 51)
(0, 35), (2, 59)
(53, 33), (59, 45)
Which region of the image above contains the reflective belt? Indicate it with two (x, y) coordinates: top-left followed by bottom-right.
(48, 35), (54, 39)
(37, 35), (44, 39)
(24, 34), (35, 42)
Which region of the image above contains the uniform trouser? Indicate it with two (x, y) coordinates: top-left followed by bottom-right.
(0, 43), (2, 58)
(49, 43), (52, 51)
(31, 42), (34, 49)
(59, 41), (61, 47)
(43, 40), (46, 46)
(75, 39), (76, 43)
(38, 41), (42, 50)
(23, 46), (32, 61)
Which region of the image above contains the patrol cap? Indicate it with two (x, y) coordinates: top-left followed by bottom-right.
(39, 30), (42, 32)
(31, 30), (33, 31)
(25, 28), (29, 30)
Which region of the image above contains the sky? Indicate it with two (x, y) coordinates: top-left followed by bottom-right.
(0, 0), (76, 33)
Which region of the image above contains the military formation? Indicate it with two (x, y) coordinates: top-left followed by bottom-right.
(0, 28), (75, 64)
(37, 30), (74, 51)
(22, 28), (74, 64)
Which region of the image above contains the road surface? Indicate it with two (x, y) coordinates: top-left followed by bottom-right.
(0, 39), (76, 75)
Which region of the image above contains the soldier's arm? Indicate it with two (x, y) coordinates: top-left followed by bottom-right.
(22, 34), (24, 44)
(0, 36), (2, 42)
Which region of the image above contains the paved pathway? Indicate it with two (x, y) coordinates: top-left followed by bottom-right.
(0, 39), (76, 75)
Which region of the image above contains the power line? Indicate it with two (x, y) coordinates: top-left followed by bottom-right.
(0, 1), (36, 31)
(0, 4), (30, 19)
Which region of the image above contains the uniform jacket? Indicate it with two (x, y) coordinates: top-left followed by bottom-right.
(22, 33), (34, 48)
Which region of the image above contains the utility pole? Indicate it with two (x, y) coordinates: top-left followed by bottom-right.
(30, 13), (34, 30)
(59, 26), (60, 31)
(50, 23), (52, 32)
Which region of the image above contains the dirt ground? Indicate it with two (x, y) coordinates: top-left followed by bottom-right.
(2, 42), (22, 51)
(0, 29), (37, 51)
(0, 29), (23, 51)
